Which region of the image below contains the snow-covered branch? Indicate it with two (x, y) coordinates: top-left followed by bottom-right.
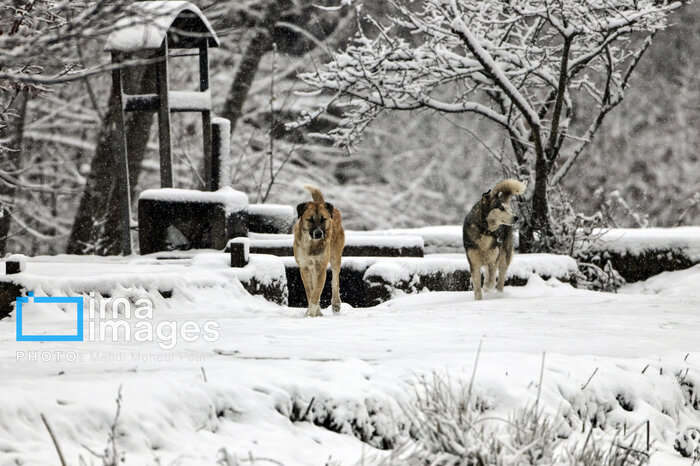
(295, 0), (683, 248)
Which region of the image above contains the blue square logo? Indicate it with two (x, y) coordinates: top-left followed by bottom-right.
(16, 292), (84, 342)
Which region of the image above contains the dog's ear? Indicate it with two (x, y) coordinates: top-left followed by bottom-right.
(296, 203), (308, 218)
(325, 202), (334, 218)
(481, 190), (491, 203)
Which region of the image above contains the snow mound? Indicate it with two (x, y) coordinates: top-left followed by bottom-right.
(620, 264), (700, 300)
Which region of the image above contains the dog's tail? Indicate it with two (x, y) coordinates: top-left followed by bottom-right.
(492, 179), (527, 200)
(302, 184), (325, 204)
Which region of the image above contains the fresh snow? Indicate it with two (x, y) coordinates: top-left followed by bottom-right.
(590, 227), (700, 261)
(1, 257), (699, 465)
(139, 187), (248, 214)
(357, 253), (577, 284)
(247, 204), (294, 218)
(621, 263), (700, 300)
(168, 90), (212, 112)
(249, 233), (425, 250)
(348, 225), (463, 253)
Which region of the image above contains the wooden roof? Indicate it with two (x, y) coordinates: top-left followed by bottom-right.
(105, 1), (219, 52)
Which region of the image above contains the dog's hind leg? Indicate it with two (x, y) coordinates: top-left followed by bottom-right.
(467, 250), (483, 301)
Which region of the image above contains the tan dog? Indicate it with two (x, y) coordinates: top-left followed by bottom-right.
(293, 184), (345, 316)
(463, 179), (527, 300)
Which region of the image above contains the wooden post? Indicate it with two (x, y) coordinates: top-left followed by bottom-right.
(199, 41), (213, 190)
(111, 53), (133, 255)
(229, 238), (249, 268)
(156, 41), (173, 188)
(211, 118), (230, 191)
(5, 254), (26, 274)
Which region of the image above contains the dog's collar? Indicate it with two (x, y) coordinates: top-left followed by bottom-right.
(489, 227), (504, 245)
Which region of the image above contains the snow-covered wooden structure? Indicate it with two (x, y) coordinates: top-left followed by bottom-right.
(105, 1), (221, 255)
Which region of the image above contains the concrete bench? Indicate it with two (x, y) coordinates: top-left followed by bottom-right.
(138, 187), (248, 254)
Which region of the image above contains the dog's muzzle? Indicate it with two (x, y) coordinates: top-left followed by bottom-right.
(311, 228), (325, 240)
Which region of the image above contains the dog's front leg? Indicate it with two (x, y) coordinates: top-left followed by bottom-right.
(485, 263), (497, 291)
(308, 266), (328, 317)
(496, 254), (508, 292)
(300, 267), (316, 317)
(467, 251), (483, 301)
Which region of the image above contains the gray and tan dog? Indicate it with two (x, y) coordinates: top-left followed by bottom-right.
(293, 184), (345, 316)
(463, 179), (527, 300)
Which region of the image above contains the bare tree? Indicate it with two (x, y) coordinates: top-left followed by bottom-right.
(0, 0), (134, 254)
(298, 0), (685, 251)
(67, 58), (156, 255)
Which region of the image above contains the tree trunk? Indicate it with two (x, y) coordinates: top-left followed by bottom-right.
(0, 89), (28, 255)
(67, 60), (156, 255)
(220, 0), (284, 132)
(518, 148), (553, 252)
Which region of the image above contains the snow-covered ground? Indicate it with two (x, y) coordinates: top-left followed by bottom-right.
(1, 262), (700, 465)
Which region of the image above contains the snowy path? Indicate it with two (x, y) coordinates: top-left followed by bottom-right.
(1, 267), (699, 465)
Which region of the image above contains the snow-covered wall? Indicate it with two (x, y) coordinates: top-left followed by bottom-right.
(580, 227), (700, 282)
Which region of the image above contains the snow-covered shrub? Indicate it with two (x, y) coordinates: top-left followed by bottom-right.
(674, 428), (700, 460)
(79, 386), (125, 466)
(563, 429), (650, 466)
(576, 261), (626, 293)
(517, 185), (605, 256)
(392, 372), (650, 465)
(515, 186), (627, 291)
(282, 392), (405, 450)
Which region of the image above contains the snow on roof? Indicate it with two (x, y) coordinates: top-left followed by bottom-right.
(105, 1), (219, 53)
